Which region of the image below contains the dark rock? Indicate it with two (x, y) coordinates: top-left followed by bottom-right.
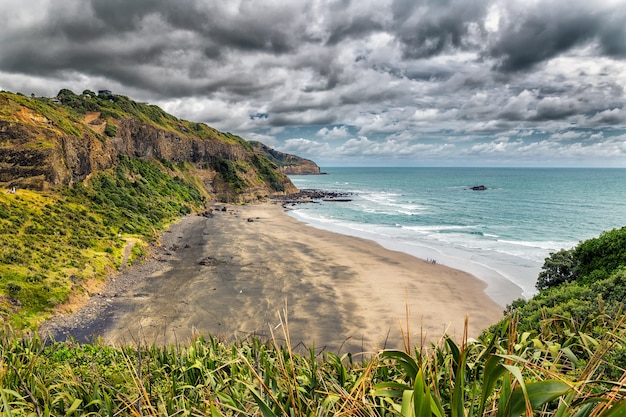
(273, 189), (355, 207)
(198, 209), (214, 218)
(199, 257), (219, 266)
(470, 185), (487, 191)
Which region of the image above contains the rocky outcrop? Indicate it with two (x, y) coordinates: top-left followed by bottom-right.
(0, 91), (298, 201)
(250, 141), (322, 175)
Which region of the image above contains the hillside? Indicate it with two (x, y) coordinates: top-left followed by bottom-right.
(0, 89), (303, 328)
(0, 89), (297, 200)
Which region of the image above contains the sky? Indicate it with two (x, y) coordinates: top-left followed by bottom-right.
(1, 0), (626, 167)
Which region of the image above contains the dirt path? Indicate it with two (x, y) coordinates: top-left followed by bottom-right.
(120, 239), (135, 271)
(39, 216), (202, 344)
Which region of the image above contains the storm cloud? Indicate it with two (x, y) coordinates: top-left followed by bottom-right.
(1, 0), (625, 166)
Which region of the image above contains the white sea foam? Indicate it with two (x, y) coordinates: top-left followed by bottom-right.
(288, 167), (626, 305)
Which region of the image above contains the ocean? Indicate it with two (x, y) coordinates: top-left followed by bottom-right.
(287, 167), (626, 306)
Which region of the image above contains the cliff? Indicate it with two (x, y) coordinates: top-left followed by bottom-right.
(0, 90), (298, 201)
(250, 141), (322, 175)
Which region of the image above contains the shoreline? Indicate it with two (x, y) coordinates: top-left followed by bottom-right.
(286, 208), (526, 307)
(41, 202), (506, 355)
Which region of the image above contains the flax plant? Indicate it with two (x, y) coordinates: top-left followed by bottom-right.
(1, 313), (624, 416)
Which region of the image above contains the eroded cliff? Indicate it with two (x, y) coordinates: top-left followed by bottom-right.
(0, 90), (298, 201)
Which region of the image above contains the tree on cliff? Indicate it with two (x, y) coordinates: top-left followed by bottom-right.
(536, 248), (578, 291)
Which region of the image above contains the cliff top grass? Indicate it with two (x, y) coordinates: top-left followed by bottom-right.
(0, 90), (252, 148)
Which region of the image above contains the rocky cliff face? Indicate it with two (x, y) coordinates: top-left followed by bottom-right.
(0, 91), (298, 201)
(250, 141), (322, 175)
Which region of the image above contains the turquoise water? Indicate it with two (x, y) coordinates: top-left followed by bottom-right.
(288, 168), (626, 305)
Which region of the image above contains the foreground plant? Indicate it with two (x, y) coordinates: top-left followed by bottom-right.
(0, 313), (624, 416)
(371, 317), (626, 417)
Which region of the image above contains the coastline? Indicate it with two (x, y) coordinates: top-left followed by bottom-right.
(286, 208), (526, 307)
(42, 202), (506, 355)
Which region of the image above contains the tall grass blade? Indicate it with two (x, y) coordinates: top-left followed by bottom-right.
(0, 388), (20, 417)
(450, 340), (466, 417)
(477, 355), (507, 417)
(247, 386), (279, 417)
(64, 399), (82, 416)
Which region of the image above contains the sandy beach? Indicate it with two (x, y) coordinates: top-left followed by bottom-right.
(43, 202), (506, 355)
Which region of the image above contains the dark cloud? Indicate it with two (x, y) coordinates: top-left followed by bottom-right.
(391, 0), (490, 58)
(1, 0), (625, 166)
(598, 14), (626, 57)
(532, 97), (580, 121)
(489, 2), (626, 72)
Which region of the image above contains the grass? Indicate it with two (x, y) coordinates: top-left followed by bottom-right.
(0, 156), (206, 329)
(0, 312), (624, 416)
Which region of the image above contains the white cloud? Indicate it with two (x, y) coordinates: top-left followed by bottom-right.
(316, 126), (350, 140)
(550, 131), (583, 141)
(591, 108), (626, 125)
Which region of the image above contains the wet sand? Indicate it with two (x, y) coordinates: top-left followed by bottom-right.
(42, 203), (507, 355)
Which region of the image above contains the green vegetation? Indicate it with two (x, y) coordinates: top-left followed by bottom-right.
(0, 222), (624, 415)
(251, 154), (286, 192)
(250, 140), (295, 168)
(0, 156), (205, 328)
(1, 88), (293, 202)
(7, 92), (82, 137)
(506, 226), (626, 336)
(213, 157), (249, 195)
(0, 89), (254, 146)
(2, 87), (624, 415)
(0, 312), (624, 416)
(103, 122), (117, 137)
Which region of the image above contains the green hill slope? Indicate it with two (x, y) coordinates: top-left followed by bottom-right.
(0, 89), (300, 327)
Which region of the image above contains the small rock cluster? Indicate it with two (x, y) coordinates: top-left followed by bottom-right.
(273, 189), (354, 207)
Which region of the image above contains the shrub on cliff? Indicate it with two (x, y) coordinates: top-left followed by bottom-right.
(0, 156), (205, 328)
(503, 227), (626, 360)
(536, 226), (626, 291)
(104, 122), (117, 137)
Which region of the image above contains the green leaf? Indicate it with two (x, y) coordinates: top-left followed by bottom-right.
(497, 372), (512, 417)
(446, 336), (462, 365)
(0, 389), (15, 417)
(414, 368), (433, 417)
(64, 399), (82, 416)
(560, 346), (580, 368)
(451, 348), (467, 417)
(599, 399), (626, 417)
(373, 382), (412, 398)
(380, 350), (420, 382)
(478, 355), (507, 417)
(509, 380), (571, 417)
(401, 389), (414, 417)
(248, 387), (279, 417)
(570, 402), (598, 417)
